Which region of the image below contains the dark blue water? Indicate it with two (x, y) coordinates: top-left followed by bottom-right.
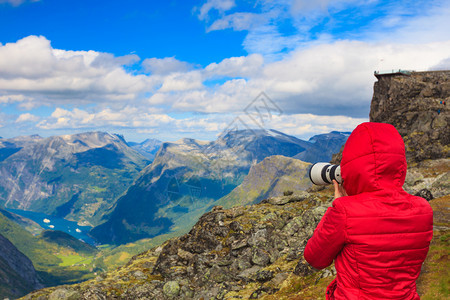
(6, 208), (97, 246)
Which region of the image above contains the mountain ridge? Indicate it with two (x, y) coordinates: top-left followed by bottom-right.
(214, 155), (312, 208)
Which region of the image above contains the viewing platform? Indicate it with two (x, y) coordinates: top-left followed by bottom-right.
(374, 69), (413, 79)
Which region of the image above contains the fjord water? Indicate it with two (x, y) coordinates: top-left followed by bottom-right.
(5, 208), (96, 245)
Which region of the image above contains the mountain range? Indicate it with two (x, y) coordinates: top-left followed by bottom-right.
(0, 130), (347, 246)
(0, 128), (348, 297)
(90, 129), (348, 245)
(128, 138), (162, 161)
(0, 132), (150, 227)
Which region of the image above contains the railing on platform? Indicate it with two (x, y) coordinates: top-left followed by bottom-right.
(374, 69), (413, 76)
(374, 69), (415, 79)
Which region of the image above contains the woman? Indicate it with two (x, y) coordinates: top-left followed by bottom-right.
(304, 122), (433, 299)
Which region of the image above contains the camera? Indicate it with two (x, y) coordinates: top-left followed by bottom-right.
(309, 163), (342, 185)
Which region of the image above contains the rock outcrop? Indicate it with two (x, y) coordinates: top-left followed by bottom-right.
(370, 71), (449, 163)
(151, 193), (325, 299)
(402, 158), (450, 199)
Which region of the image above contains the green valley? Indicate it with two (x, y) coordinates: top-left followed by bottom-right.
(0, 209), (100, 286)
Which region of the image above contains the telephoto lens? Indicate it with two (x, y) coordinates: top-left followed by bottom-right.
(309, 163), (342, 185)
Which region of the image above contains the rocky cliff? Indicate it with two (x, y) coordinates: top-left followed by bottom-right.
(370, 70), (449, 163)
(0, 233), (43, 299)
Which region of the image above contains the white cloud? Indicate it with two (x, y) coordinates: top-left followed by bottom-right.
(37, 107), (176, 130)
(198, 0), (450, 58)
(196, 0), (236, 21)
(266, 40), (450, 115)
(151, 40), (450, 118)
(91, 53), (140, 68)
(370, 2), (450, 44)
(5, 36), (442, 142)
(207, 12), (264, 32)
(0, 36), (55, 79)
(290, 0), (363, 14)
(16, 113), (40, 123)
(204, 54), (264, 78)
(147, 93), (170, 105)
(265, 113), (367, 139)
(0, 36), (153, 105)
(31, 105), (236, 140)
(0, 0), (38, 6)
(291, 0), (330, 12)
(0, 94), (29, 104)
(0, 94), (39, 110)
(159, 71), (204, 92)
(142, 57), (193, 75)
(430, 57), (450, 70)
(242, 25), (304, 58)
(2, 34), (450, 142)
(168, 78), (251, 113)
(33, 106), (229, 141)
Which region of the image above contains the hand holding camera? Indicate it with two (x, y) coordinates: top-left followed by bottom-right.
(333, 179), (347, 199)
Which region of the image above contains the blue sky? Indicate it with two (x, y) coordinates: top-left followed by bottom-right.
(0, 0), (247, 64)
(1, 0), (450, 142)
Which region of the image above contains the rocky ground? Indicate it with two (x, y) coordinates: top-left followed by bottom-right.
(20, 159), (449, 300)
(21, 189), (333, 300)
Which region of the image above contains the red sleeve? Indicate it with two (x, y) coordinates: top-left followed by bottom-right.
(304, 200), (347, 269)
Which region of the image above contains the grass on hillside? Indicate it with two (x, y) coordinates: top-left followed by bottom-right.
(57, 254), (94, 267)
(416, 195), (449, 299)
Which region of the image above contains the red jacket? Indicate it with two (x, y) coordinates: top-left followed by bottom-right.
(304, 122), (433, 299)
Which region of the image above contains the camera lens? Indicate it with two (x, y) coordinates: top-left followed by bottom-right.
(309, 163), (342, 185)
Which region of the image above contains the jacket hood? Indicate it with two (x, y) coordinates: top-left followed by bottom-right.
(340, 122), (407, 196)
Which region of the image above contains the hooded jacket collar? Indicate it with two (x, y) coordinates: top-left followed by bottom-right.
(340, 122), (407, 196)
